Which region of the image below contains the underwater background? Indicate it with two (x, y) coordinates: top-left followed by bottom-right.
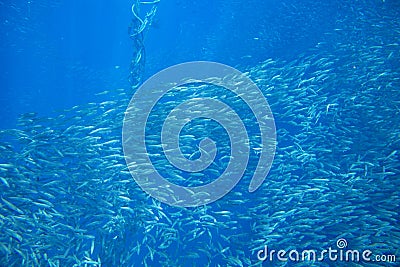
(1, 0), (399, 266)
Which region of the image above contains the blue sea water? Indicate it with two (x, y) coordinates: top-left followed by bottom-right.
(0, 0), (340, 129)
(1, 0), (399, 266)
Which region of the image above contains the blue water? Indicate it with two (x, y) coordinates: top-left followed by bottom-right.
(1, 0), (399, 266)
(1, 0), (339, 129)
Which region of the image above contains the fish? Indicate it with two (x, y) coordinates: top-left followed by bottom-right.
(0, 1), (399, 266)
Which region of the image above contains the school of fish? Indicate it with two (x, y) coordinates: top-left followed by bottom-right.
(1, 0), (399, 266)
